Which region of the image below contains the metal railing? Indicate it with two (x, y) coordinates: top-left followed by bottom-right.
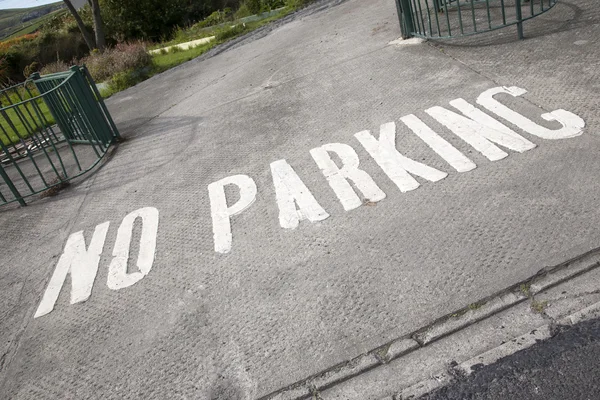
(0, 65), (119, 207)
(396, 0), (559, 39)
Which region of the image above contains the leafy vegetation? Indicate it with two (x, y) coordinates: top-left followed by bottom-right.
(0, 0), (313, 96)
(0, 2), (64, 40)
(0, 86), (55, 146)
(0, 0), (315, 144)
(5, 9), (68, 40)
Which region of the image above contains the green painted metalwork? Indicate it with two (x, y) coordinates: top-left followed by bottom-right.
(0, 65), (120, 207)
(395, 0), (559, 39)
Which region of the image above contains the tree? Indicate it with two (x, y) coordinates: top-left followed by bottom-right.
(100, 0), (187, 41)
(88, 0), (106, 51)
(246, 0), (261, 14)
(62, 0), (95, 51)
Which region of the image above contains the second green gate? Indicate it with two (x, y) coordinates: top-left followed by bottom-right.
(396, 0), (559, 39)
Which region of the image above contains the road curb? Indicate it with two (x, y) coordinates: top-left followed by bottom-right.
(260, 247), (600, 400)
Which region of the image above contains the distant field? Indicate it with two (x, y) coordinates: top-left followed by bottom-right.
(0, 2), (63, 40)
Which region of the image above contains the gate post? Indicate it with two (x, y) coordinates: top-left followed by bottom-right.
(396, 0), (415, 39)
(515, 0), (525, 39)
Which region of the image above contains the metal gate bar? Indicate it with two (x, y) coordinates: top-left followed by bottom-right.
(396, 0), (559, 39)
(0, 66), (120, 207)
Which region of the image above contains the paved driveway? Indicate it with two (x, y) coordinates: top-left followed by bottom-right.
(1, 0), (599, 398)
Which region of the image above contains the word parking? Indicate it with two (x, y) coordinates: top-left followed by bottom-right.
(35, 86), (585, 318)
(209, 86), (584, 253)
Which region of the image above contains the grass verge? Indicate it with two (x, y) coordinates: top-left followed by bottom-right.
(2, 4), (303, 141)
(0, 96), (55, 147)
(100, 6), (295, 98)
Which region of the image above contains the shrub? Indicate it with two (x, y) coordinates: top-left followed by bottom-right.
(40, 60), (70, 75)
(234, 3), (252, 19)
(23, 61), (41, 79)
(223, 8), (234, 18)
(0, 31), (88, 83)
(81, 42), (152, 82)
(215, 24), (247, 41)
(245, 0), (262, 15)
(41, 42), (152, 84)
(108, 70), (139, 92)
(0, 33), (39, 52)
(97, 0), (188, 41)
(263, 0), (286, 10)
(172, 26), (190, 43)
(0, 57), (9, 85)
(197, 10), (227, 28)
(285, 0), (312, 9)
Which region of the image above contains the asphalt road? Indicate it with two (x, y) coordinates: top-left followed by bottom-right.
(423, 317), (600, 400)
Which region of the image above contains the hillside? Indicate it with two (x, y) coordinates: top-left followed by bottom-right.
(0, 2), (64, 40)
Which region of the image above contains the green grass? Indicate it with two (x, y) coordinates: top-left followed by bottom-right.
(0, 93), (55, 147)
(101, 7), (294, 99)
(150, 6), (293, 50)
(0, 2), (63, 40)
(152, 42), (216, 72)
(1, 3), (302, 143)
(5, 9), (67, 40)
(158, 8), (294, 68)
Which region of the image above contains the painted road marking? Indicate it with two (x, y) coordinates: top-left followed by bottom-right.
(270, 159), (330, 230)
(35, 222), (110, 318)
(477, 87), (585, 140)
(399, 114), (477, 173)
(310, 143), (386, 211)
(107, 207), (160, 290)
(213, 85), (583, 251)
(208, 175), (257, 254)
(426, 104), (532, 161)
(35, 86), (586, 317)
(35, 208), (159, 318)
(355, 122), (448, 193)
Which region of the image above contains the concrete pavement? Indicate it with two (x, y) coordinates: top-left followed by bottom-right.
(1, 0), (599, 399)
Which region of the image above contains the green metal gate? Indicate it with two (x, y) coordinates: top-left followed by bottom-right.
(0, 65), (119, 207)
(395, 0), (559, 39)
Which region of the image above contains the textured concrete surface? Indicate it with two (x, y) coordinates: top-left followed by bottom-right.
(320, 301), (549, 400)
(423, 316), (600, 400)
(1, 0), (599, 398)
(319, 256), (600, 400)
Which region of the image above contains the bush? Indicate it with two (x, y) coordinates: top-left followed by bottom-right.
(0, 31), (88, 83)
(23, 61), (41, 79)
(0, 57), (9, 85)
(40, 60), (70, 75)
(108, 70), (139, 92)
(245, 0), (262, 15)
(234, 3), (252, 19)
(215, 24), (247, 41)
(97, 0), (188, 41)
(82, 42), (152, 82)
(197, 10), (227, 28)
(263, 0), (286, 10)
(41, 42), (152, 85)
(285, 0), (312, 9)
(172, 26), (190, 43)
